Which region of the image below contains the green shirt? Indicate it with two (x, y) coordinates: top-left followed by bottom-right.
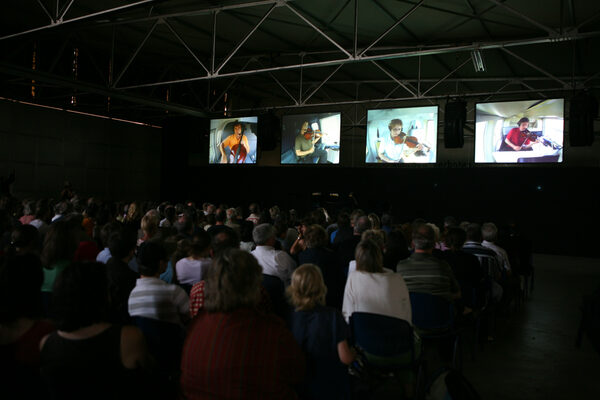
(294, 134), (313, 155)
(41, 260), (70, 293)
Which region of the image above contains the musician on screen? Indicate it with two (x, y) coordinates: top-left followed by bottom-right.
(219, 122), (250, 163)
(294, 121), (328, 163)
(502, 117), (540, 151)
(377, 119), (424, 163)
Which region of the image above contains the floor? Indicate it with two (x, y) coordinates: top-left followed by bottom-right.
(461, 254), (600, 400)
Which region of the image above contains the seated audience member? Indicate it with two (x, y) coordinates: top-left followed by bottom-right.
(207, 208), (235, 238)
(290, 218), (310, 256)
(397, 223), (461, 302)
(383, 229), (411, 272)
(287, 264), (354, 400)
(137, 212), (159, 247)
(128, 241), (189, 326)
(462, 223), (503, 303)
(481, 222), (512, 275)
(159, 205), (176, 228)
(19, 200), (36, 226)
(441, 227), (486, 309)
(175, 231), (211, 286)
(96, 222), (121, 264)
(381, 213), (393, 235)
(348, 228), (386, 274)
(330, 212), (353, 248)
(225, 208), (241, 235)
(29, 199), (51, 236)
(40, 261), (150, 399)
(181, 249), (305, 399)
(8, 224), (40, 255)
(251, 223), (296, 286)
(51, 201), (70, 223)
(337, 215), (372, 276)
(342, 239), (411, 323)
(298, 225), (344, 309)
(246, 202), (261, 225)
(0, 254), (54, 398)
(239, 220), (256, 252)
(106, 230), (139, 324)
(274, 217), (297, 253)
(367, 213), (381, 231)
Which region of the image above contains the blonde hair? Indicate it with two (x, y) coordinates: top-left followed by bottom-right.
(141, 214), (159, 237)
(361, 229), (385, 249)
(355, 239), (384, 273)
(287, 264), (327, 311)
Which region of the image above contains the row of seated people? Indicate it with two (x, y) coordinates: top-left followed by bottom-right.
(0, 197), (533, 399)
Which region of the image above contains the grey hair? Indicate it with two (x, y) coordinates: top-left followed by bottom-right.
(481, 222), (498, 242)
(412, 223), (435, 250)
(252, 223), (276, 245)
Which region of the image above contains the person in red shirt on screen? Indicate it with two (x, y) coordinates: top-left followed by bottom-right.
(219, 122), (250, 163)
(504, 117), (540, 151)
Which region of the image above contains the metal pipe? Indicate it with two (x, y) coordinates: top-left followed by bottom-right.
(302, 64), (343, 104)
(215, 3), (277, 74)
(285, 3), (352, 58)
(268, 72), (298, 104)
(0, 0), (158, 41)
(371, 61), (416, 97)
(37, 0), (54, 23)
(113, 19), (159, 87)
(501, 47), (569, 88)
(58, 0), (76, 21)
(359, 0), (425, 57)
(353, 0), (358, 58)
(421, 58), (470, 96)
(211, 11), (217, 74)
(486, 0), (557, 35)
(163, 18), (210, 75)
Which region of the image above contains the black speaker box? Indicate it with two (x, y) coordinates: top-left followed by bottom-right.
(569, 92), (598, 146)
(444, 101), (467, 148)
(258, 111), (280, 151)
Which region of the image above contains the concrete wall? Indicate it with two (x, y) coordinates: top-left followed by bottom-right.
(0, 100), (162, 200)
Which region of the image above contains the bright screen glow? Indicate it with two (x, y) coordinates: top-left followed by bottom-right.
(366, 106), (438, 164)
(474, 99), (564, 163)
(281, 112), (341, 164)
(208, 117), (258, 164)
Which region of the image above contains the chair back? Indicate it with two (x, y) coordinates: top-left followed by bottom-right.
(350, 312), (414, 358)
(409, 292), (454, 331)
(133, 316), (185, 370)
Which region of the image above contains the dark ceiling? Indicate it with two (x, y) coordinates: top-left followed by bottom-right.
(1, 0), (599, 123)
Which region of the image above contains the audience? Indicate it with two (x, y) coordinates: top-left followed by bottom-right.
(251, 223), (296, 286)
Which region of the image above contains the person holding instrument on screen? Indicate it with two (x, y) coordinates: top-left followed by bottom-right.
(294, 121), (328, 164)
(502, 117), (540, 151)
(377, 119), (425, 163)
(219, 122), (250, 163)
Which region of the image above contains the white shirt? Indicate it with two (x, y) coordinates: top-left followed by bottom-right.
(482, 240), (512, 271)
(251, 245), (296, 286)
(128, 277), (189, 325)
(342, 269), (412, 324)
(176, 257), (211, 285)
(96, 247), (112, 264)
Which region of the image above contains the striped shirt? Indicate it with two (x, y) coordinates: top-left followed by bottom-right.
(181, 309), (305, 400)
(396, 252), (460, 301)
(128, 277), (189, 325)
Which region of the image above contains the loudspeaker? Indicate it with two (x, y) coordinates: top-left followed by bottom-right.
(444, 101), (466, 148)
(258, 111), (280, 151)
(569, 92), (598, 146)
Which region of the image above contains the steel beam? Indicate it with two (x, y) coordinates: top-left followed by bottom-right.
(37, 0), (55, 23)
(112, 19), (159, 87)
(421, 58), (470, 96)
(501, 47), (569, 88)
(353, 0), (358, 58)
(0, 61), (206, 116)
(163, 18), (210, 75)
(285, 3), (352, 58)
(58, 0), (76, 22)
(371, 61), (416, 97)
(486, 0), (557, 35)
(359, 0), (425, 57)
(0, 0), (158, 41)
(215, 3), (277, 74)
(267, 71), (298, 105)
(210, 57), (254, 110)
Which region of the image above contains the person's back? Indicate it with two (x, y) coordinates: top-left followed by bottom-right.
(40, 325), (129, 400)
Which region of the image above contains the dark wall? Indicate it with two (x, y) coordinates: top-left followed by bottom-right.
(0, 99), (162, 200)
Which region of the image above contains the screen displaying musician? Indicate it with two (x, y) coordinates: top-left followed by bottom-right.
(281, 113), (341, 164)
(366, 106), (438, 164)
(209, 117), (258, 164)
(475, 99), (564, 163)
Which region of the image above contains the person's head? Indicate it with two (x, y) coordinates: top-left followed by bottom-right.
(300, 121), (309, 137)
(287, 264), (327, 311)
(269, 206), (280, 220)
(164, 205), (176, 221)
(252, 223), (276, 246)
(354, 215), (372, 235)
(304, 224), (328, 248)
(233, 122), (242, 138)
(355, 239), (384, 273)
(41, 220), (78, 267)
(465, 223), (483, 243)
(211, 229), (240, 255)
(388, 119), (403, 137)
(51, 261), (108, 332)
(517, 117), (529, 131)
(10, 224), (40, 255)
(381, 213), (393, 227)
(108, 230), (136, 261)
(215, 208), (227, 224)
(141, 213), (159, 238)
(481, 222), (498, 242)
(337, 212), (351, 229)
(203, 249), (262, 312)
(248, 203), (260, 215)
(443, 216), (458, 230)
(54, 200), (70, 216)
(444, 227), (467, 251)
(361, 229), (385, 250)
(190, 230), (211, 258)
(137, 241), (167, 276)
(99, 221), (121, 248)
(0, 253), (44, 323)
(22, 200), (34, 216)
(126, 202), (140, 221)
(226, 208), (237, 222)
(412, 223), (435, 251)
(367, 213), (381, 230)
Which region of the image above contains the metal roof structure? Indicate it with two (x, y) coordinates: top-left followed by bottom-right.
(1, 0), (599, 123)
